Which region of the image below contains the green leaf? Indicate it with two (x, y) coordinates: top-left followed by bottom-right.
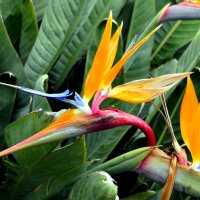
(92, 147), (154, 174)
(0, 13), (31, 118)
(32, 0), (49, 21)
(146, 29), (200, 131)
(124, 0), (156, 82)
(19, 0), (38, 64)
(25, 164), (87, 200)
(177, 29), (200, 72)
(24, 0), (99, 87)
(125, 0), (155, 49)
(121, 191), (156, 200)
(0, 0), (22, 48)
(151, 20), (200, 66)
(48, 0), (126, 89)
(4, 110), (86, 199)
(5, 110), (56, 167)
(151, 59), (178, 76)
(31, 74), (51, 111)
(0, 73), (16, 138)
(68, 171), (118, 200)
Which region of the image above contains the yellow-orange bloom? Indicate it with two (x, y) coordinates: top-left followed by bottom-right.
(83, 12), (161, 104)
(83, 12), (190, 113)
(180, 76), (200, 170)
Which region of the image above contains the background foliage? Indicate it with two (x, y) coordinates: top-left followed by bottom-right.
(0, 0), (200, 199)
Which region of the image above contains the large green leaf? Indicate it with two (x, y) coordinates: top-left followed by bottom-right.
(0, 0), (22, 48)
(24, 0), (99, 87)
(25, 165), (87, 200)
(19, 0), (38, 64)
(151, 20), (200, 66)
(124, 0), (155, 82)
(125, 0), (155, 49)
(4, 110), (86, 199)
(0, 12), (31, 118)
(49, 0), (126, 89)
(177, 29), (200, 72)
(0, 73), (16, 139)
(32, 0), (49, 21)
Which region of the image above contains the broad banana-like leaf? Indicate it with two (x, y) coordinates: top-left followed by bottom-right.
(33, 0), (49, 21)
(19, 0), (38, 64)
(49, 0), (126, 89)
(152, 20), (200, 66)
(124, 0), (155, 82)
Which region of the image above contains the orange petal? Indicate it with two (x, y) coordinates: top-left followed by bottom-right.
(44, 109), (82, 131)
(83, 12), (112, 102)
(181, 1), (200, 6)
(189, 104), (200, 164)
(180, 76), (198, 150)
(103, 23), (123, 78)
(102, 25), (161, 88)
(108, 73), (190, 104)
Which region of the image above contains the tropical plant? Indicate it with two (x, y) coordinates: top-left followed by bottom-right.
(0, 0), (200, 199)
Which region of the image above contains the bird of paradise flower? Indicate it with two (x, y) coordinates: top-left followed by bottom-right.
(180, 76), (200, 171)
(0, 12), (190, 157)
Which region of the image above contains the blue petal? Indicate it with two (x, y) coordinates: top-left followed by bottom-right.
(20, 87), (73, 98)
(196, 162), (200, 172)
(74, 92), (85, 106)
(0, 82), (91, 113)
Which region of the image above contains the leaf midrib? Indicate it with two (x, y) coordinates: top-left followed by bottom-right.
(151, 20), (181, 60)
